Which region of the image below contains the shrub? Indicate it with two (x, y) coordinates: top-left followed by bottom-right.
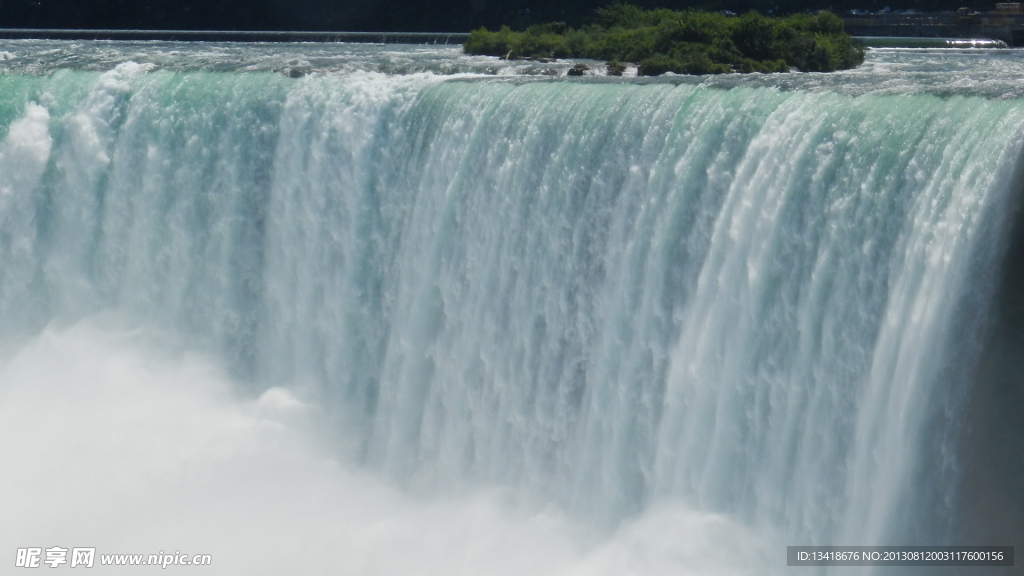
(463, 4), (864, 75)
(607, 58), (627, 75)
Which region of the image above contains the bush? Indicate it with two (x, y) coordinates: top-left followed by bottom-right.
(638, 53), (684, 75)
(463, 5), (864, 75)
(464, 26), (521, 58)
(638, 50), (731, 75)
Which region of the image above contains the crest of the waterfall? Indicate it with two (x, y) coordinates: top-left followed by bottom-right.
(1, 55), (1023, 568)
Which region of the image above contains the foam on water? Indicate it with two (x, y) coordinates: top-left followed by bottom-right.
(0, 320), (782, 575)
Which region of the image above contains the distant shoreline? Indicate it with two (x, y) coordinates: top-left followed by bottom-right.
(0, 29), (470, 44)
(842, 12), (1024, 45)
(0, 27), (1012, 49)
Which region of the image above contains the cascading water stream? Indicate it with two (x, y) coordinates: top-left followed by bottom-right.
(1, 45), (1022, 574)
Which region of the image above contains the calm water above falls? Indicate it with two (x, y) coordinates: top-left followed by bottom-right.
(0, 43), (1021, 575)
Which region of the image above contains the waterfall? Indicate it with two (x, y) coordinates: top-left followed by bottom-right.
(2, 62), (1023, 570)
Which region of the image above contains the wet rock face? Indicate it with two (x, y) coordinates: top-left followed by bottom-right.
(567, 63), (589, 76)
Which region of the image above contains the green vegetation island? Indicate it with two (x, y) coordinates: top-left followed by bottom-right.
(464, 4), (865, 76)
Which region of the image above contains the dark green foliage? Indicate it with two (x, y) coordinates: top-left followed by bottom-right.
(464, 4), (864, 76)
(638, 52), (732, 75)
